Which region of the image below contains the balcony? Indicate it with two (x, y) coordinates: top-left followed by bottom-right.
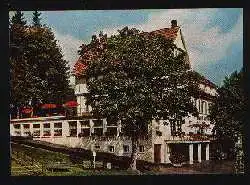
(169, 133), (215, 142)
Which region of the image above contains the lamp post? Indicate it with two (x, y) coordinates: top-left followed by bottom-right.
(92, 151), (96, 169)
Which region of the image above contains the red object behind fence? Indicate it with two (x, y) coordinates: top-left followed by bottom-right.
(21, 107), (33, 114)
(63, 101), (78, 108)
(41, 104), (57, 109)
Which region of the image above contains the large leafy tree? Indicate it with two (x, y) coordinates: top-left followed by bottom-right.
(79, 27), (199, 170)
(10, 11), (73, 117)
(210, 70), (246, 142)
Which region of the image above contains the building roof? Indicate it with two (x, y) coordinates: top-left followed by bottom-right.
(73, 25), (181, 76)
(73, 58), (87, 77)
(147, 26), (180, 41)
(201, 77), (217, 89)
(192, 70), (217, 88)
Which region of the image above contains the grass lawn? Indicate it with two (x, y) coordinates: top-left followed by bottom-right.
(44, 168), (143, 176)
(11, 142), (145, 176)
(11, 142), (235, 175)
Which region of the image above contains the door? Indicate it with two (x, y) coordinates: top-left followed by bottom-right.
(154, 144), (161, 163)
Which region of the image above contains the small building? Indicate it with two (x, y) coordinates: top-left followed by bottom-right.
(10, 20), (218, 165)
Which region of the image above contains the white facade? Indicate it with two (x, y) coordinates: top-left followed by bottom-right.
(10, 78), (216, 164)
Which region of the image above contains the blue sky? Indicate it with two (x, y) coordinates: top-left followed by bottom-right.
(10, 9), (243, 86)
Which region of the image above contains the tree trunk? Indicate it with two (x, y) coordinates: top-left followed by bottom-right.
(129, 133), (138, 171)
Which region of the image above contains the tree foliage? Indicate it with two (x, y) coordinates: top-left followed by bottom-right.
(10, 11), (27, 26)
(32, 10), (42, 27)
(10, 11), (28, 107)
(79, 27), (199, 169)
(10, 11), (73, 116)
(210, 70), (246, 142)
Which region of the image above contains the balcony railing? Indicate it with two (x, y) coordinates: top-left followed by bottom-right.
(170, 134), (215, 141)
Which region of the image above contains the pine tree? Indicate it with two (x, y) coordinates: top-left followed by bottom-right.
(10, 11), (27, 26)
(24, 25), (72, 105)
(210, 70), (245, 173)
(10, 11), (73, 118)
(32, 10), (42, 27)
(210, 70), (245, 142)
(10, 11), (28, 118)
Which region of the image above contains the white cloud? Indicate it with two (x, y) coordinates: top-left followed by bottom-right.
(98, 9), (243, 70)
(52, 9), (242, 85)
(53, 29), (83, 85)
(53, 28), (83, 70)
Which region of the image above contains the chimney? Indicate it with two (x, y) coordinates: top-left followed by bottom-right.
(171, 20), (177, 28)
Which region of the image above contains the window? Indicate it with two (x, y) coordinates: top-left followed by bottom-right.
(14, 124), (20, 129)
(109, 146), (115, 153)
(43, 130), (51, 136)
(206, 102), (208, 114)
(123, 145), (130, 153)
(69, 121), (77, 137)
(156, 130), (162, 136)
(139, 145), (145, 153)
(86, 104), (89, 112)
(80, 120), (90, 127)
(33, 124), (40, 137)
(69, 129), (77, 137)
(43, 123), (51, 136)
(199, 100), (202, 113)
(201, 101), (204, 114)
(54, 122), (62, 136)
(23, 124), (30, 129)
(208, 103), (211, 115)
(43, 123), (50, 128)
(54, 122), (62, 128)
(93, 119), (103, 127)
(197, 100), (199, 112)
(15, 131), (21, 136)
(54, 129), (62, 136)
(95, 145), (100, 149)
(33, 130), (40, 136)
(69, 121), (77, 128)
(24, 131), (31, 136)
